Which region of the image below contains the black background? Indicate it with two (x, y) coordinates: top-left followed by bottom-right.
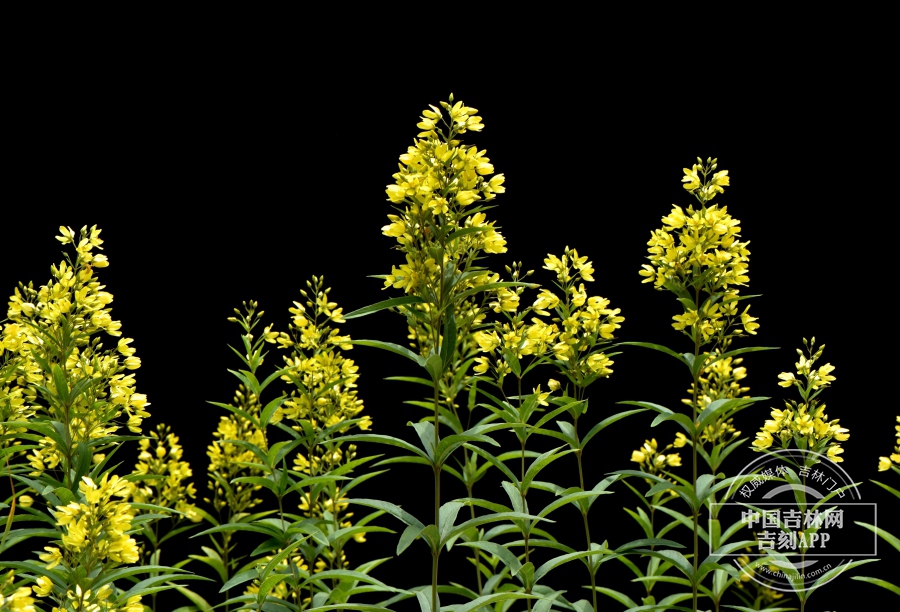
(3, 51), (896, 611)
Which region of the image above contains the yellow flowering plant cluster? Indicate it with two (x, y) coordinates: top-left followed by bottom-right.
(3, 103), (890, 612)
(0, 226), (190, 611)
(752, 338), (848, 464)
(618, 436), (686, 605)
(191, 286), (391, 612)
(610, 162), (779, 612)
(343, 96), (672, 612)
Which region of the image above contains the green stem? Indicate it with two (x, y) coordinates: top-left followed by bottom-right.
(573, 414), (599, 612)
(691, 301), (701, 612)
(466, 482), (482, 595)
(432, 376), (441, 612)
(517, 376), (532, 612)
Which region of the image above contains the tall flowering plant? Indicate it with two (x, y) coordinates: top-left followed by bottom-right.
(616, 160), (774, 611)
(0, 226), (190, 612)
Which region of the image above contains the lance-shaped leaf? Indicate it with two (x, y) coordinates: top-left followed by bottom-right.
(340, 434), (429, 462)
(696, 396), (767, 433)
(458, 540), (523, 576)
(538, 490), (602, 519)
(808, 558), (879, 596)
(855, 521), (900, 554)
(579, 407), (649, 449)
(618, 401), (696, 437)
(343, 295), (426, 320)
(593, 587), (638, 610)
(442, 512), (551, 548)
(522, 446), (574, 494)
(850, 576), (900, 596)
(871, 479), (900, 501)
(346, 499), (425, 530)
(350, 339), (426, 368)
(619, 341), (689, 367)
(532, 548), (611, 585)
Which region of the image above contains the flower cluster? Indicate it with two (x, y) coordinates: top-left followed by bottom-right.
(271, 278), (366, 441)
(6, 227), (149, 478)
(639, 159), (757, 345)
(0, 571), (35, 612)
(127, 423), (199, 522)
(630, 437), (683, 475)
(877, 416), (900, 472)
(473, 249), (623, 390)
(752, 340), (848, 462)
(683, 350), (748, 445)
(206, 385), (268, 515)
(381, 95), (507, 300)
(36, 475), (142, 610)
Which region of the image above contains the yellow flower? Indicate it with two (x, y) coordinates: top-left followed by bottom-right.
(682, 164), (701, 191)
(826, 445), (844, 463)
(673, 432), (688, 448)
(878, 456), (893, 472)
(752, 429), (773, 449)
(630, 450), (645, 464)
(473, 356), (490, 374)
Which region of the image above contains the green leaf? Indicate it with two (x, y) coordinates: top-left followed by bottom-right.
(219, 569), (258, 594)
(256, 573), (290, 602)
(850, 576), (900, 596)
(343, 295), (426, 319)
(696, 397), (766, 433)
(871, 479), (900, 501)
(580, 408), (649, 449)
(538, 490), (602, 519)
(171, 585), (213, 612)
(533, 548), (610, 583)
(340, 434), (429, 461)
(350, 339), (426, 367)
(347, 499), (425, 530)
(259, 396), (287, 428)
(424, 354), (444, 381)
(410, 421), (436, 461)
(810, 558), (879, 592)
(396, 524), (426, 556)
(618, 401), (695, 436)
(615, 538), (685, 552)
(458, 540), (523, 575)
(593, 587), (638, 609)
(635, 549), (693, 579)
(619, 341), (689, 367)
(301, 569), (404, 593)
(522, 446), (573, 494)
(440, 311), (457, 368)
(855, 521), (900, 554)
(439, 501), (465, 542)
(51, 364), (70, 405)
(453, 592), (538, 612)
